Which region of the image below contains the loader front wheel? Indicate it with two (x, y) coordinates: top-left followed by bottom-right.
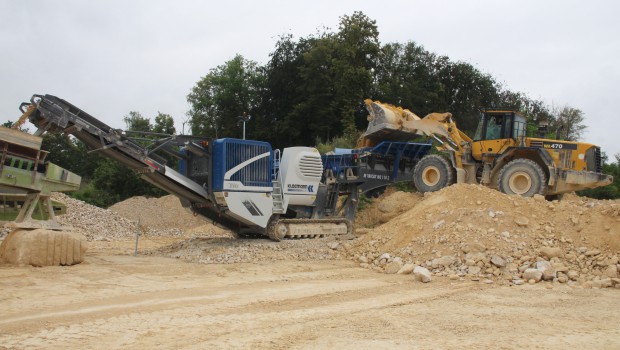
(413, 155), (455, 193)
(498, 159), (546, 197)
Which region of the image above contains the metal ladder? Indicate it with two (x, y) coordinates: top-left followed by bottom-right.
(272, 150), (285, 213)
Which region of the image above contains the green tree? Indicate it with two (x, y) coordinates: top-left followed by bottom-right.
(434, 60), (501, 133)
(187, 54), (264, 138)
(184, 10), (594, 154)
(254, 34), (306, 148)
(552, 106), (586, 141)
(81, 110), (166, 207)
(333, 11), (380, 136)
(373, 42), (443, 116)
(289, 33), (340, 145)
(123, 111), (151, 132)
(265, 12), (380, 147)
(41, 133), (102, 180)
(153, 112), (175, 134)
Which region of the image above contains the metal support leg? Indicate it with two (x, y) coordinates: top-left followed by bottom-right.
(14, 193), (40, 223)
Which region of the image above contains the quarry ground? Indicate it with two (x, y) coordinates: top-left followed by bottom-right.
(1, 187), (619, 349)
(1, 236), (619, 350)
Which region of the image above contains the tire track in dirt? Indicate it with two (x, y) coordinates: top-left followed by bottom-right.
(0, 257), (477, 349)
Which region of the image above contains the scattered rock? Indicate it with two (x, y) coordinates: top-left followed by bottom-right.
(523, 268), (543, 282)
(514, 217), (529, 227)
(536, 261), (556, 281)
(568, 270), (579, 281)
(345, 184), (619, 285)
(432, 220), (445, 230)
(379, 253), (391, 261)
(465, 252), (487, 263)
(384, 261), (403, 274)
(490, 255), (506, 268)
(468, 266), (481, 275)
(557, 274), (568, 283)
(397, 263), (415, 275)
(539, 247), (563, 259)
(413, 266), (432, 283)
(604, 265), (618, 278)
(431, 255), (455, 268)
(592, 278), (613, 289)
(462, 243), (486, 254)
(327, 242), (340, 250)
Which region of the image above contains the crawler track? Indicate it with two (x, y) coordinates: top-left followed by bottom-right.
(267, 218), (352, 241)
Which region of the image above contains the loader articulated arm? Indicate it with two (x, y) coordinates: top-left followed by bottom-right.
(358, 99), (470, 154)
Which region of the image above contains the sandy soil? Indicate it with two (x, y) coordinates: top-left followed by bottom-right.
(1, 238), (619, 350)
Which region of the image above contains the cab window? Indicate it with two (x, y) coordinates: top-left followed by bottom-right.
(485, 116), (503, 140)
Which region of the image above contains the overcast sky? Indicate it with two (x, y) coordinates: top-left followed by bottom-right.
(1, 0), (619, 157)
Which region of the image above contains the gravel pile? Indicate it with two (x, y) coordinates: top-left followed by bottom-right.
(109, 195), (207, 230)
(52, 193), (139, 241)
(31, 183), (619, 292)
(152, 236), (343, 264)
(345, 184), (620, 289)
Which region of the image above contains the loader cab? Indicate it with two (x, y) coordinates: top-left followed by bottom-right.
(472, 111), (527, 160)
(474, 111), (527, 141)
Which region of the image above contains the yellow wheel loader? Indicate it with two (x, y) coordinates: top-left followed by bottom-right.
(359, 100), (613, 198)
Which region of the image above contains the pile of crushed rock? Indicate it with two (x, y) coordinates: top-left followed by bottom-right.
(345, 184), (620, 289)
(152, 236), (343, 264)
(52, 193), (139, 241)
(51, 193), (229, 241)
(109, 195), (206, 229)
(6, 184), (618, 291)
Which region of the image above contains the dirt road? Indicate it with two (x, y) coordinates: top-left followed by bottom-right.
(1, 249), (619, 349)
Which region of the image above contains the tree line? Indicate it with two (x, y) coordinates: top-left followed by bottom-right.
(13, 11), (617, 205)
(186, 12), (587, 148)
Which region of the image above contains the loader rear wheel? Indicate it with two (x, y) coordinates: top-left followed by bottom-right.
(498, 159), (546, 197)
(413, 155), (455, 193)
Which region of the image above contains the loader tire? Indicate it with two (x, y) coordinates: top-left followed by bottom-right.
(498, 159), (546, 197)
(413, 155), (455, 193)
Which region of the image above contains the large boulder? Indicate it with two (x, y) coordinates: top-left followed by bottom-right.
(0, 229), (87, 266)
